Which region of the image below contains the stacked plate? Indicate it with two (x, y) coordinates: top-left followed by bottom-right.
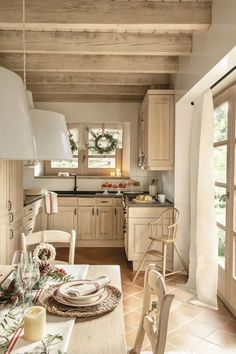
(53, 280), (109, 307)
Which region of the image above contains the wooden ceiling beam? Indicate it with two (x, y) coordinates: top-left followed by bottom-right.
(15, 71), (170, 86)
(32, 93), (144, 102)
(27, 83), (149, 95)
(0, 31), (192, 56)
(0, 53), (178, 73)
(0, 0), (211, 31)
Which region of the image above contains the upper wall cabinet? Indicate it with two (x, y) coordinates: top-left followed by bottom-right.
(139, 91), (174, 170)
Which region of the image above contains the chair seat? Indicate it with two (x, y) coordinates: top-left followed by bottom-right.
(149, 236), (174, 243)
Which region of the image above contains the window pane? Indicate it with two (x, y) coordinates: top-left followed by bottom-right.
(214, 186), (227, 226)
(88, 157), (115, 169)
(214, 102), (228, 143)
(217, 227), (225, 269)
(213, 145), (227, 183)
(51, 159), (78, 168)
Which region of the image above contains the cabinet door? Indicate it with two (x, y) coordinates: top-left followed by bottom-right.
(7, 219), (22, 264)
(148, 95), (174, 170)
(113, 207), (124, 240)
(78, 206), (96, 240)
(0, 215), (9, 264)
(48, 206), (77, 233)
(96, 207), (113, 240)
(0, 161), (9, 219)
(9, 161), (23, 221)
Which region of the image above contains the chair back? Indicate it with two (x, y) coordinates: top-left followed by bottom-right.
(21, 229), (76, 264)
(150, 207), (180, 243)
(132, 264), (174, 354)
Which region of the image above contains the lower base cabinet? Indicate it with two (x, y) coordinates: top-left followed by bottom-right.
(47, 205), (77, 233)
(51, 197), (125, 246)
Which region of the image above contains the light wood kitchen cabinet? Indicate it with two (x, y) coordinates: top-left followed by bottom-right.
(0, 160), (23, 264)
(113, 207), (124, 240)
(139, 91), (174, 170)
(77, 197), (124, 246)
(23, 199), (47, 235)
(0, 161), (9, 219)
(96, 207), (113, 239)
(48, 205), (77, 233)
(0, 215), (9, 264)
(7, 219), (22, 264)
(78, 206), (96, 240)
(9, 161), (23, 222)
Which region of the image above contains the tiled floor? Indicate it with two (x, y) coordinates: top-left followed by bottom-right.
(57, 247), (236, 353)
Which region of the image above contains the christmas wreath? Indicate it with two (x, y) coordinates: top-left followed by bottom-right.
(33, 242), (56, 264)
(89, 130), (118, 155)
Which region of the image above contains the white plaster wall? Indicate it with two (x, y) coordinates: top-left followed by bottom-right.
(174, 0), (236, 100)
(173, 0), (236, 267)
(24, 102), (164, 192)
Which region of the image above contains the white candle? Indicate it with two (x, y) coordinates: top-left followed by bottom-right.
(24, 306), (46, 341)
(110, 171), (115, 177)
(116, 168), (122, 177)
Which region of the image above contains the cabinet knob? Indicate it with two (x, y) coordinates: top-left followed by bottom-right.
(9, 229), (14, 239)
(96, 209), (99, 216)
(9, 212), (14, 223)
(92, 208), (95, 216)
(74, 208), (77, 215)
(114, 208), (117, 216)
(7, 200), (12, 211)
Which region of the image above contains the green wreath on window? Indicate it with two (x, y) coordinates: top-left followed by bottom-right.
(89, 130), (118, 155)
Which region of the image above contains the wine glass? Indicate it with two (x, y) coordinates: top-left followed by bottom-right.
(12, 250), (29, 266)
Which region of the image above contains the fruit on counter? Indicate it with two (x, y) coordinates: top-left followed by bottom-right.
(101, 181), (127, 189)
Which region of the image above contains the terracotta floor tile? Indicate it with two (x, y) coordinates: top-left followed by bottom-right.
(167, 328), (202, 350)
(206, 329), (236, 348)
(192, 339), (225, 354)
(165, 342), (183, 351)
(123, 305), (132, 314)
(170, 287), (196, 303)
(132, 290), (144, 300)
(123, 295), (143, 310)
(124, 310), (142, 328)
(170, 299), (183, 312)
(197, 311), (230, 327)
(220, 319), (236, 334)
(167, 312), (192, 332)
(173, 302), (205, 318)
(122, 283), (143, 295)
(180, 318), (216, 338)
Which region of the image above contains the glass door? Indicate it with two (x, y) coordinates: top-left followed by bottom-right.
(214, 84), (236, 314)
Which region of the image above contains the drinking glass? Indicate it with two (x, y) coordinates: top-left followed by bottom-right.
(12, 250), (29, 266)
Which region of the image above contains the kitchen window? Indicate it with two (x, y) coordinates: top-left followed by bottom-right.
(45, 123), (123, 176)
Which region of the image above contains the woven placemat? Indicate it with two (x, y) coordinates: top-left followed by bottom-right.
(38, 285), (122, 318)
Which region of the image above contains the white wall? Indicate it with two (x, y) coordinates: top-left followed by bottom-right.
(173, 0), (236, 267)
(174, 0), (236, 101)
(24, 102), (164, 192)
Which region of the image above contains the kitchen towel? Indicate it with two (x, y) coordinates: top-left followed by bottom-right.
(45, 191), (58, 214)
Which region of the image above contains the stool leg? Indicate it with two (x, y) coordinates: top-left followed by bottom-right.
(174, 242), (188, 272)
(162, 243), (167, 279)
(133, 240), (153, 283)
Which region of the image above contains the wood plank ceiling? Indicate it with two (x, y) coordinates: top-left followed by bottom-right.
(0, 0), (212, 102)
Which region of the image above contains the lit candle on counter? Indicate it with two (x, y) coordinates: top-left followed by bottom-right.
(24, 306), (46, 341)
(116, 168), (122, 177)
(110, 171), (115, 177)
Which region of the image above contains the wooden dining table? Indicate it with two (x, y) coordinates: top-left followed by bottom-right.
(0, 264), (127, 354)
(68, 265), (127, 354)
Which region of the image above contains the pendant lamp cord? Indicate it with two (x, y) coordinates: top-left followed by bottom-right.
(22, 0), (26, 88)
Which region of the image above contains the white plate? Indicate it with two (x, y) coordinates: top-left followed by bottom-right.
(53, 287), (110, 307)
(57, 280), (105, 303)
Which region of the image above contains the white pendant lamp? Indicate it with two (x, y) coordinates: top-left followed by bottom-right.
(0, 67), (36, 160)
(30, 109), (73, 160)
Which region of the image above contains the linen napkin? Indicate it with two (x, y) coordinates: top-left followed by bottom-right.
(66, 276), (110, 297)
